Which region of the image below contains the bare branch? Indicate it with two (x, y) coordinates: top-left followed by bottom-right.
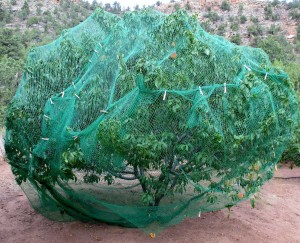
(115, 174), (137, 180)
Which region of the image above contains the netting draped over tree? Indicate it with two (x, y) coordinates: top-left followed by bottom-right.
(5, 9), (298, 233)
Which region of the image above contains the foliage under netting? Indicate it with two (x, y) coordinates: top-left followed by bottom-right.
(5, 9), (299, 233)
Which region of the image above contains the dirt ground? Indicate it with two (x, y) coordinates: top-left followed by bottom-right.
(1, 152), (300, 243)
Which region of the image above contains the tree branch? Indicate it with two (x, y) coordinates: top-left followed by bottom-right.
(120, 170), (135, 175)
(116, 174), (137, 180)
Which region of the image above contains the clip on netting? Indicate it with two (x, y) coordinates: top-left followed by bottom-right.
(163, 90), (167, 101)
(198, 86), (204, 95)
(264, 72), (268, 80)
(244, 64), (252, 71)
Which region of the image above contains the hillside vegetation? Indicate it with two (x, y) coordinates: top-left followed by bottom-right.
(0, 0), (299, 165)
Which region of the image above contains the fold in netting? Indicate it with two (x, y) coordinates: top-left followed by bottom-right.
(5, 8), (298, 234)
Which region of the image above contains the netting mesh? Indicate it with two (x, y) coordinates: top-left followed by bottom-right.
(5, 9), (299, 233)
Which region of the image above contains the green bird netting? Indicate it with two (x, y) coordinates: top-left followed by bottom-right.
(5, 9), (299, 234)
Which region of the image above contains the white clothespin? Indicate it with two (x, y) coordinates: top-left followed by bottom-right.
(75, 94), (80, 99)
(198, 86), (204, 95)
(264, 72), (268, 80)
(89, 60), (92, 63)
(41, 138), (49, 141)
(50, 98), (54, 105)
(73, 136), (78, 140)
(72, 82), (75, 89)
(163, 90), (167, 101)
(224, 82), (227, 94)
(99, 43), (102, 48)
(61, 91), (65, 98)
(94, 49), (98, 53)
(100, 110), (108, 113)
(244, 65), (251, 71)
(198, 211), (201, 218)
(43, 115), (50, 119)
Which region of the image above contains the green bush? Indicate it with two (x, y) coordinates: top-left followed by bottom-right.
(289, 9), (300, 20)
(295, 41), (300, 52)
(268, 24), (280, 35)
(27, 16), (39, 27)
(0, 3), (5, 22)
(0, 0), (94, 127)
(204, 11), (220, 23)
(18, 1), (30, 20)
(238, 3), (243, 14)
(221, 0), (230, 11)
(256, 35), (295, 62)
(230, 34), (242, 45)
(10, 0), (17, 6)
(271, 0), (280, 7)
(228, 15), (234, 22)
(36, 6), (42, 15)
(0, 55), (23, 126)
(201, 21), (212, 32)
(185, 2), (191, 10)
(274, 60), (300, 167)
(250, 16), (259, 23)
(0, 28), (24, 59)
(4, 8), (13, 23)
(247, 24), (263, 37)
(174, 3), (180, 11)
(273, 61), (300, 92)
(264, 5), (273, 20)
(82, 1), (90, 10)
(230, 22), (239, 31)
(217, 23), (227, 36)
(271, 13), (280, 21)
(287, 0), (300, 9)
(21, 29), (43, 46)
(6, 11), (298, 227)
(240, 15), (247, 24)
